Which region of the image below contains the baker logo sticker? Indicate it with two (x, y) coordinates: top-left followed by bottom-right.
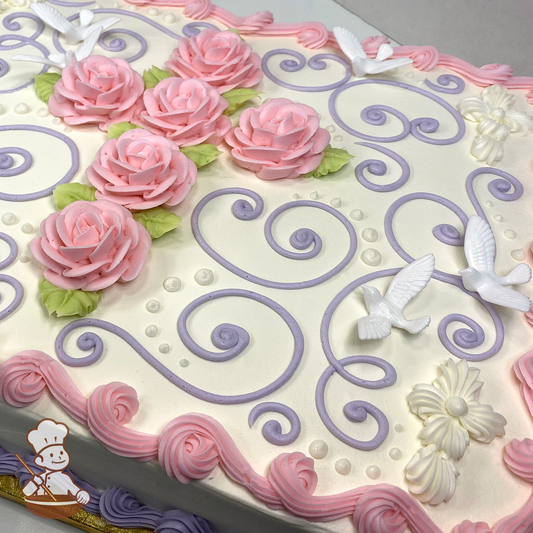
(16, 419), (90, 519)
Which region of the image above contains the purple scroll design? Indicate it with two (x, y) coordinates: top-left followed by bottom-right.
(383, 190), (512, 361)
(261, 49), (352, 92)
(0, 148), (33, 178)
(248, 402), (301, 446)
(53, 9), (182, 62)
(328, 79), (466, 145)
(192, 188), (357, 290)
(0, 125), (79, 202)
(354, 142), (410, 192)
(0, 232), (23, 321)
(318, 270), (398, 450)
(46, 0), (95, 7)
(0, 32), (50, 94)
(424, 74), (466, 95)
(182, 22), (220, 36)
(3, 11), (45, 42)
(57, 289), (304, 404)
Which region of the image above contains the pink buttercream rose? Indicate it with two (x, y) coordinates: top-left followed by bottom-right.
(48, 56), (145, 131)
(165, 28), (263, 93)
(86, 129), (197, 210)
(225, 98), (330, 180)
(135, 77), (231, 146)
(30, 200), (151, 292)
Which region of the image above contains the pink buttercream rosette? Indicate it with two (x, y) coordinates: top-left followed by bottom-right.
(86, 129), (197, 210)
(165, 28), (263, 93)
(30, 200), (151, 292)
(225, 98), (330, 180)
(48, 56), (145, 132)
(135, 77), (231, 146)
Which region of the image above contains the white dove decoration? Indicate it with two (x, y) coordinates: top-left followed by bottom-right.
(30, 3), (120, 45)
(460, 215), (531, 312)
(12, 27), (102, 70)
(333, 27), (413, 77)
(358, 254), (436, 340)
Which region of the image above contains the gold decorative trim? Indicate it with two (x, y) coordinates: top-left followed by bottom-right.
(0, 476), (154, 533)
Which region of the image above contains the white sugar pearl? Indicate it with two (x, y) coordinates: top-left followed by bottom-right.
(195, 268), (214, 286)
(366, 465), (381, 479)
(504, 230), (516, 239)
(292, 193), (300, 200)
(310, 191), (319, 200)
(493, 214), (503, 222)
(309, 440), (328, 459)
(147, 7), (159, 15)
(145, 325), (158, 337)
(146, 300), (161, 313)
(389, 448), (402, 460)
(333, 135), (343, 142)
(394, 424), (404, 433)
(163, 13), (177, 24)
(19, 255), (30, 263)
(361, 249), (382, 266)
(335, 459), (351, 475)
(350, 209), (363, 221)
(330, 198), (341, 208)
(21, 223), (34, 234)
(14, 103), (30, 114)
(179, 359), (189, 367)
(512, 249), (526, 261)
(36, 108), (49, 117)
(2, 213), (18, 225)
(326, 125), (336, 133)
(163, 276), (181, 292)
(362, 228), (378, 242)
(159, 343), (170, 354)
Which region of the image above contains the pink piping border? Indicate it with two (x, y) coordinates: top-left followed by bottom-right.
(1, 350), (533, 533)
(124, 0), (533, 104)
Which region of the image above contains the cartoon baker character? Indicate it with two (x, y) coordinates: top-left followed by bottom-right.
(19, 419), (90, 518)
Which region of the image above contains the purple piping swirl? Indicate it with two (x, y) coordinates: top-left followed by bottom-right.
(248, 402), (301, 446)
(0, 447), (20, 476)
(0, 232), (17, 271)
(99, 487), (162, 529)
(47, 0), (95, 6)
(0, 148), (33, 178)
(182, 22), (220, 37)
(0, 125), (79, 201)
(433, 223), (464, 246)
(0, 34), (50, 94)
(354, 142), (410, 192)
(329, 79), (465, 145)
(53, 9), (181, 62)
(156, 510), (214, 533)
(192, 188), (357, 290)
(262, 49), (352, 92)
(424, 74), (466, 94)
(0, 58), (8, 78)
(3, 12), (45, 42)
(0, 232), (23, 322)
(316, 355), (397, 451)
(57, 289), (304, 404)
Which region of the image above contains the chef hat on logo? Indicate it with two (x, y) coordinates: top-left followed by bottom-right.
(27, 419), (69, 456)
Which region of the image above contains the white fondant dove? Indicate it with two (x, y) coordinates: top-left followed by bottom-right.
(30, 3), (120, 45)
(12, 27), (102, 70)
(358, 254), (435, 340)
(333, 27), (413, 77)
(460, 215), (531, 312)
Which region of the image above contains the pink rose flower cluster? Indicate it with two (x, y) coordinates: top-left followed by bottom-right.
(225, 98), (331, 180)
(30, 200), (151, 292)
(49, 56), (144, 132)
(86, 129), (197, 210)
(165, 28), (263, 93)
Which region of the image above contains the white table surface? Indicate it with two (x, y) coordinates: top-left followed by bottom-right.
(2, 0), (530, 531)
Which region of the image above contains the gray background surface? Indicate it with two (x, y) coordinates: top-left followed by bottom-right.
(2, 0), (531, 530)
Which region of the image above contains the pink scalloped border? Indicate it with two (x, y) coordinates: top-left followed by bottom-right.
(123, 0), (533, 105)
(1, 350), (533, 533)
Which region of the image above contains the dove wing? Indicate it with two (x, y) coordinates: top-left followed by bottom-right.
(333, 27), (367, 61)
(31, 4), (72, 34)
(464, 216), (495, 273)
(95, 16), (121, 31)
(78, 9), (95, 27)
(365, 57), (414, 74)
(385, 254), (435, 311)
(75, 27), (102, 61)
(11, 54), (60, 67)
(358, 315), (392, 340)
(477, 284), (531, 312)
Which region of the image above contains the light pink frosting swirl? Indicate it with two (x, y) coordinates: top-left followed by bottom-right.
(48, 56), (145, 132)
(454, 521), (491, 533)
(165, 28), (263, 93)
(225, 98), (330, 180)
(504, 438), (533, 483)
(0, 351), (87, 424)
(87, 382), (159, 461)
(136, 78), (231, 146)
(86, 129), (197, 210)
(514, 349), (533, 419)
(29, 200), (151, 292)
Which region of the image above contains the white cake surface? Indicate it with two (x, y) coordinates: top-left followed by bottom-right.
(1, 1), (533, 532)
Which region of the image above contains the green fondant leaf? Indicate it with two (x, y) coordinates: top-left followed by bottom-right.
(221, 88), (262, 115)
(180, 144), (222, 169)
(53, 183), (97, 210)
(306, 145), (354, 178)
(107, 122), (140, 139)
(39, 277), (101, 318)
(133, 207), (181, 239)
(143, 66), (173, 89)
(34, 72), (61, 104)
